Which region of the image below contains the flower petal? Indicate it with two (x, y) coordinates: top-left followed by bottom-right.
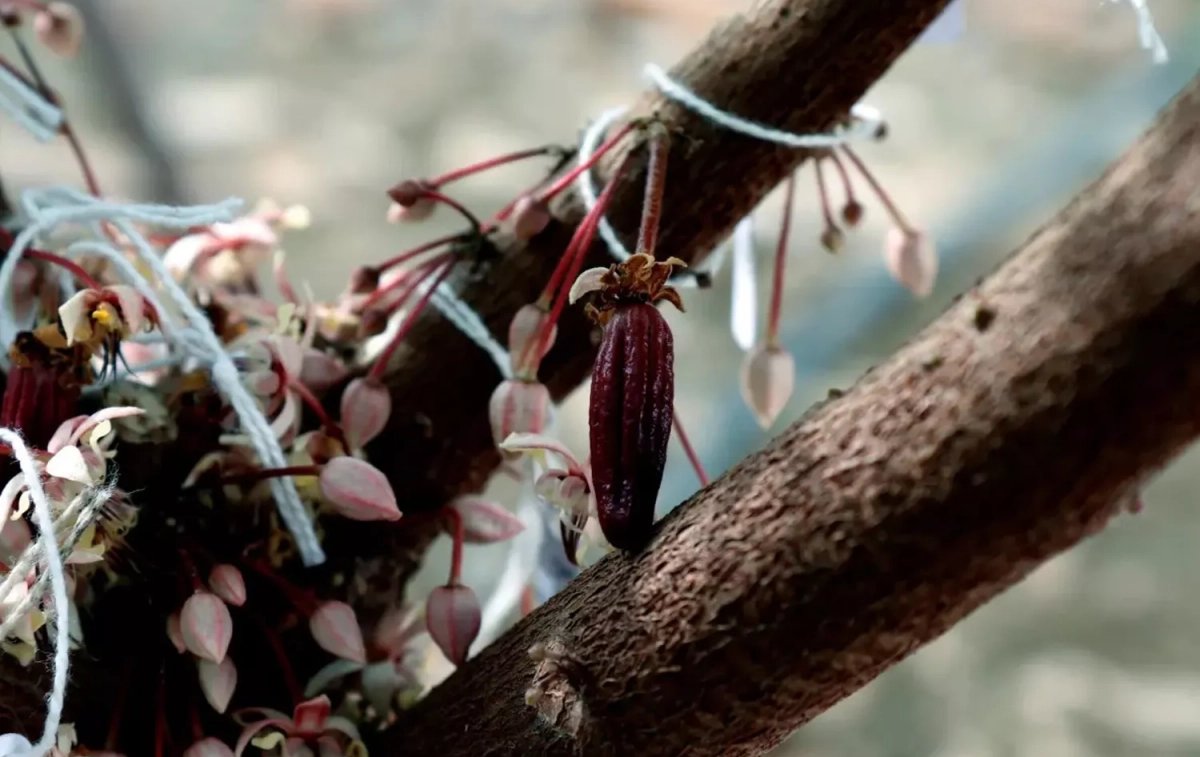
(318, 457), (401, 522)
(292, 695), (331, 736)
(180, 590), (233, 664)
(425, 583), (481, 667)
(304, 658), (366, 699)
(107, 284), (147, 335)
(498, 433), (583, 476)
(58, 289), (96, 345)
(197, 656), (238, 714)
(66, 406), (146, 450)
(568, 267), (609, 305)
(309, 601), (367, 664)
(449, 497), (524, 544)
(45, 445), (91, 484)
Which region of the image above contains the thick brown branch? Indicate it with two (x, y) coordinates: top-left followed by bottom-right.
(385, 75), (1200, 756)
(330, 0), (953, 624)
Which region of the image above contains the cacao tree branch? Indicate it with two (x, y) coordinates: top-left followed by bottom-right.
(328, 0), (954, 626)
(383, 74), (1200, 757)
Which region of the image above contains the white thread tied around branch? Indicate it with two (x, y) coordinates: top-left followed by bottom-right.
(0, 429), (70, 757)
(0, 64), (62, 142)
(0, 188), (327, 567)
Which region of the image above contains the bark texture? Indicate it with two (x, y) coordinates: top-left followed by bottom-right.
(384, 75), (1200, 757)
(330, 0), (955, 626)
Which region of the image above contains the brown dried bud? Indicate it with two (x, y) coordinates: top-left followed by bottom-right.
(348, 265), (380, 295)
(386, 180), (435, 222)
(588, 302), (674, 551)
(842, 200), (864, 227)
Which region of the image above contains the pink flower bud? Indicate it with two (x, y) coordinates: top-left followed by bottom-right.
(184, 737), (235, 757)
(449, 497), (525, 544)
(507, 304), (555, 376)
(386, 180), (435, 222)
(426, 583), (481, 667)
(739, 343), (796, 430)
(488, 379), (550, 453)
(319, 456), (401, 522)
(34, 2), (83, 58)
(310, 601), (367, 664)
(166, 612), (186, 654)
(511, 195), (551, 242)
(180, 590), (233, 664)
(299, 350), (348, 393)
(208, 564), (247, 607)
(883, 227), (937, 299)
(340, 377), (392, 450)
(196, 656), (238, 714)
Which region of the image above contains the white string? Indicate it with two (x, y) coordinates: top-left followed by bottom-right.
(424, 281), (513, 380)
(0, 65), (62, 142)
(1119, 0), (1169, 64)
(0, 429), (70, 757)
(111, 215), (326, 567)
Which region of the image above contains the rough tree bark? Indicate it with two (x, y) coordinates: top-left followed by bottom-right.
(384, 74), (1200, 757)
(328, 0), (954, 629)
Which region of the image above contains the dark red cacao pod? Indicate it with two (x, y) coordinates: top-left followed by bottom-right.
(588, 302), (674, 551)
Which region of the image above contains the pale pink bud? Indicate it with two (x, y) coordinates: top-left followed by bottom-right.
(426, 583), (481, 667)
(298, 351), (348, 392)
(208, 564), (247, 607)
(449, 497), (525, 544)
(739, 343), (796, 430)
(196, 656), (238, 714)
(166, 612), (186, 654)
(386, 180), (435, 222)
(319, 456), (401, 522)
(883, 227), (937, 299)
(310, 601), (367, 663)
(488, 379), (550, 453)
(183, 737), (235, 757)
(511, 195), (551, 242)
(507, 304), (555, 376)
(180, 590), (233, 664)
(340, 377), (392, 450)
(34, 2), (83, 58)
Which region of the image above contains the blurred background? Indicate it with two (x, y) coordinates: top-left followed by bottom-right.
(7, 0), (1200, 755)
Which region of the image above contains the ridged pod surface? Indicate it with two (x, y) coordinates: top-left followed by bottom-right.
(588, 302), (674, 551)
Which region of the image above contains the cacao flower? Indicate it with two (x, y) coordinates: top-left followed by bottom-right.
(197, 656), (238, 714)
(180, 590), (233, 664)
(208, 564), (247, 607)
(34, 2), (84, 58)
(448, 496), (525, 544)
(488, 378), (550, 453)
(309, 601), (367, 664)
(570, 253), (685, 551)
(739, 342), (796, 429)
(426, 583), (481, 667)
(883, 227), (937, 298)
(318, 456), (401, 522)
(183, 737), (235, 757)
(339, 376), (391, 450)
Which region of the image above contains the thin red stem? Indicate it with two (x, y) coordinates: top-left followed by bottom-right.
(374, 233), (463, 274)
(287, 378), (340, 437)
(154, 668), (167, 757)
(839, 145), (914, 233)
(367, 258), (456, 382)
(672, 410), (710, 487)
(635, 124), (670, 258)
(815, 160), (837, 229)
(418, 188), (482, 229)
(430, 145), (559, 187)
(360, 253), (453, 314)
(212, 464), (320, 489)
(245, 608), (303, 706)
(531, 151), (634, 366)
(24, 248), (102, 289)
(446, 507), (465, 584)
(535, 121), (636, 205)
(104, 659), (131, 750)
(189, 701), (204, 742)
(767, 174), (797, 346)
(827, 150), (858, 207)
(242, 558), (320, 616)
